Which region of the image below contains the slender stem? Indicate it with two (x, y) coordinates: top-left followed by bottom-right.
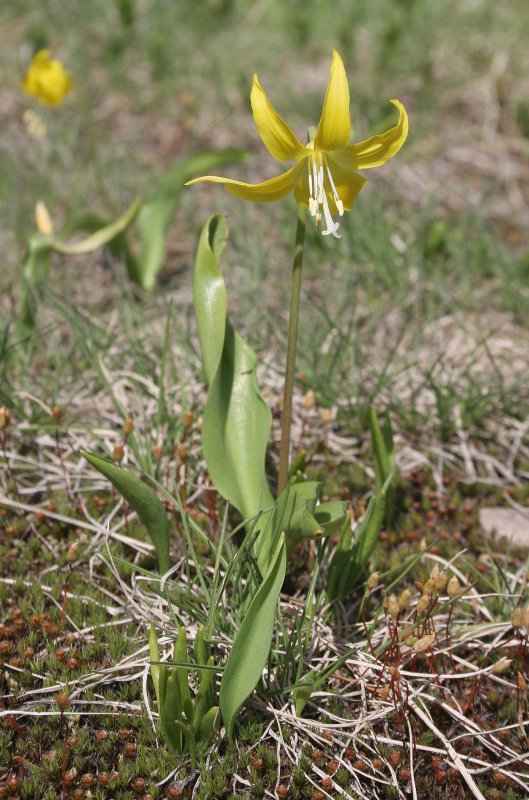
(277, 204), (307, 495)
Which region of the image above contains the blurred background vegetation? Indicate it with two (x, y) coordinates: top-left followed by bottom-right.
(1, 0), (529, 441)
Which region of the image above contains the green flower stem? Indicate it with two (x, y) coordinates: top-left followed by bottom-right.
(278, 204), (307, 495)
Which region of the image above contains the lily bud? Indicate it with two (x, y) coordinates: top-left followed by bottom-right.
(35, 201), (54, 235)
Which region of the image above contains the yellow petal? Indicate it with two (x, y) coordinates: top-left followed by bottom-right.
(325, 158), (367, 211)
(333, 100), (408, 170)
(186, 160), (306, 203)
(314, 50), (351, 152)
(250, 75), (306, 163)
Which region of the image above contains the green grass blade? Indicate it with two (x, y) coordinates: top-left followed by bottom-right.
(219, 534), (286, 739)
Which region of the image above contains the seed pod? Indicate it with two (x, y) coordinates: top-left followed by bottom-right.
(182, 410), (195, 428)
(435, 572), (448, 593)
(417, 594), (430, 614)
(523, 605), (529, 631)
(153, 443), (163, 461)
(398, 589), (412, 611)
(366, 572), (379, 591)
(414, 633), (435, 653)
(123, 416), (134, 436)
(113, 442), (125, 463)
(429, 563), (440, 581)
(303, 389), (315, 410)
(0, 407), (11, 430)
(51, 405), (62, 423)
(388, 594), (400, 621)
(56, 692), (70, 711)
(511, 607), (523, 630)
(423, 577), (436, 596)
(176, 442), (188, 461)
(447, 576), (461, 598)
(491, 657), (511, 675)
(320, 408), (332, 425)
(517, 671), (527, 693)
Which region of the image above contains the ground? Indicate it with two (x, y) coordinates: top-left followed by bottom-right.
(1, 1), (529, 798)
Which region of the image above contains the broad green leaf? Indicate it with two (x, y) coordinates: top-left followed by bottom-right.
(82, 450), (170, 573)
(220, 534), (286, 739)
(193, 216), (274, 545)
(51, 198), (141, 255)
(257, 482), (348, 573)
(136, 149), (246, 291)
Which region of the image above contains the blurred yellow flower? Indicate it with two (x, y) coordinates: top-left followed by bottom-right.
(187, 50), (408, 238)
(22, 49), (73, 106)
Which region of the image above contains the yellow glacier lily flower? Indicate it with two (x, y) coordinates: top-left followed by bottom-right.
(187, 50), (408, 239)
(22, 49), (73, 106)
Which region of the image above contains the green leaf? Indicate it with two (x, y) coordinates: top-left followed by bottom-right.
(293, 670), (316, 717)
(81, 451), (170, 573)
(174, 628), (193, 724)
(149, 624), (161, 707)
(193, 216), (274, 544)
(327, 481), (388, 601)
(17, 233), (52, 333)
(254, 482), (348, 573)
(219, 534), (286, 739)
(136, 149), (246, 291)
(51, 198), (141, 255)
(198, 705), (219, 745)
(369, 406), (396, 528)
(162, 670), (183, 752)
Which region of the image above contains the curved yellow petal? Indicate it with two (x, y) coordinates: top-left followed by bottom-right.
(333, 100), (408, 170)
(186, 160), (306, 203)
(314, 50), (351, 152)
(250, 75), (306, 163)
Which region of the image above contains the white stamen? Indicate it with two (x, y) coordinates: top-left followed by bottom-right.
(306, 155), (342, 239)
(325, 162), (344, 216)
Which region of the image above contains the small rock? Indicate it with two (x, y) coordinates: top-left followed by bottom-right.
(479, 507), (529, 549)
